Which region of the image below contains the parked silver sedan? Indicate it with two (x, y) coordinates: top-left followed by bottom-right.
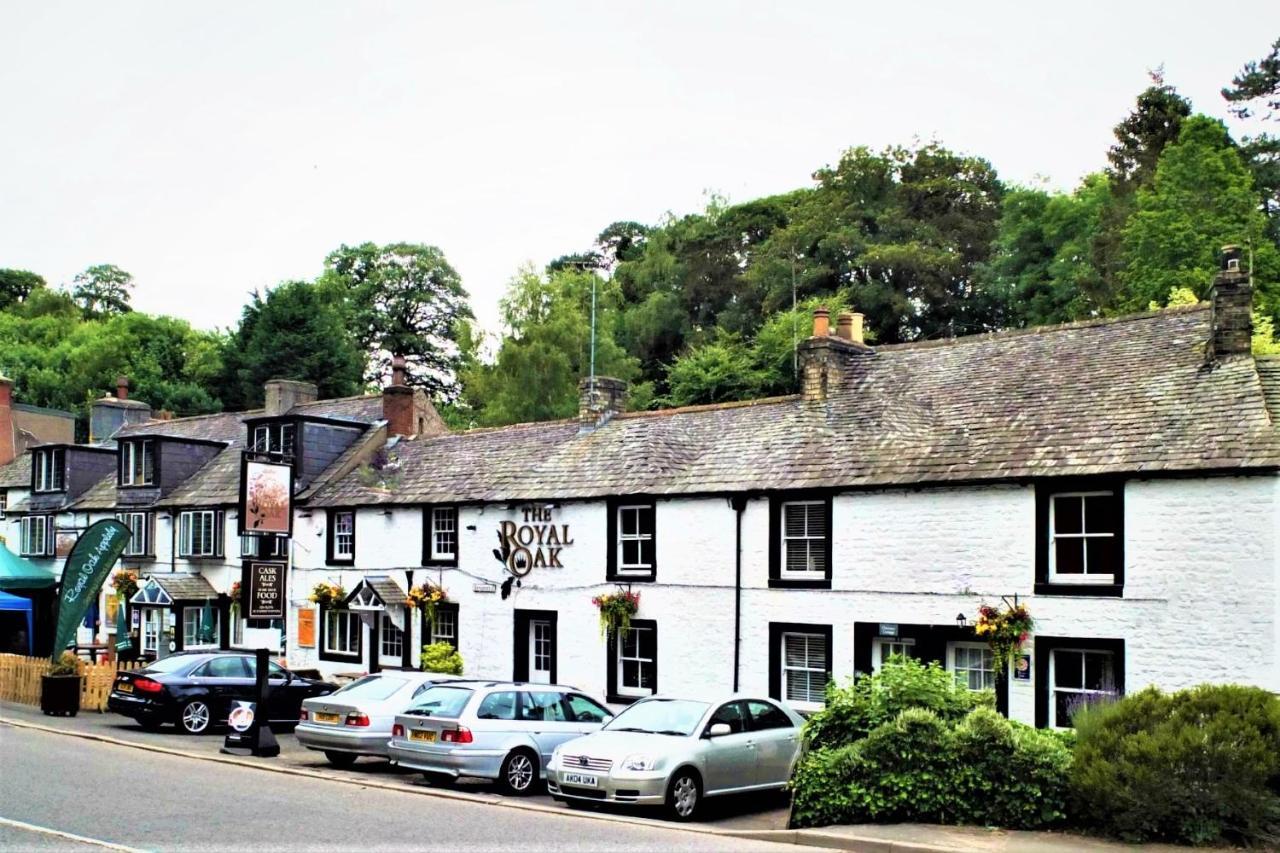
(546, 693), (806, 820)
(387, 681), (614, 794)
(296, 672), (464, 767)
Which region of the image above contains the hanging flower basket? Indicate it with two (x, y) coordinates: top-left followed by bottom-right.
(112, 569), (139, 602)
(407, 583), (448, 627)
(592, 588), (640, 639)
(975, 601), (1035, 674)
(310, 582), (346, 609)
(229, 581), (243, 607)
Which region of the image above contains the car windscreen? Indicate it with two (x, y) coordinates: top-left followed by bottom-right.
(332, 675), (409, 702)
(603, 698), (710, 736)
(403, 685), (473, 718)
(142, 655), (200, 675)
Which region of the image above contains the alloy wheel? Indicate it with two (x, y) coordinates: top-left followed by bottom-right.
(671, 774), (699, 819)
(506, 752), (534, 792)
(181, 700), (210, 734)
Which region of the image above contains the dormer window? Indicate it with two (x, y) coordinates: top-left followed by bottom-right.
(119, 440), (156, 486)
(252, 423), (296, 457)
(33, 448), (65, 493)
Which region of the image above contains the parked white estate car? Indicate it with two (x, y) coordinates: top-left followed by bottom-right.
(296, 672), (464, 766)
(387, 681), (614, 794)
(547, 693), (806, 820)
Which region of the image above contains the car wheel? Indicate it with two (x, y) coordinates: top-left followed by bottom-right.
(179, 699), (212, 735)
(324, 751), (358, 768)
(499, 749), (538, 796)
(666, 769), (702, 821)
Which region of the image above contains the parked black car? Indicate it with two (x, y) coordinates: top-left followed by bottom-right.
(107, 652), (337, 734)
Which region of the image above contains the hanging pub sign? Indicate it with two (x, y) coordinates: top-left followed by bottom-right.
(239, 456), (293, 536)
(493, 505), (575, 578)
(244, 562), (286, 619)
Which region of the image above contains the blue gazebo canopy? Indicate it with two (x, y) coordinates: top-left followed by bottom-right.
(0, 589), (35, 654)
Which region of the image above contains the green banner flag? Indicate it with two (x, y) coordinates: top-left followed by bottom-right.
(52, 519), (131, 660)
(114, 593), (132, 653)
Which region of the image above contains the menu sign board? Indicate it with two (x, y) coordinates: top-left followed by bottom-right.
(246, 561), (286, 619)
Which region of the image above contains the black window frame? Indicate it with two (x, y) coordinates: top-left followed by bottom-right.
(118, 439), (157, 488)
(768, 621), (833, 706)
(422, 505), (459, 567)
(326, 509), (356, 565)
(317, 602), (363, 663)
(1035, 477), (1124, 597)
(32, 448), (66, 493)
(768, 492), (833, 589)
(607, 498), (657, 582)
(423, 600), (459, 651)
(1034, 636), (1125, 729)
(605, 617), (657, 704)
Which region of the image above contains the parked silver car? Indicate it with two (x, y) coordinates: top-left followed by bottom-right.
(386, 681), (614, 794)
(296, 672), (464, 766)
(546, 693), (806, 820)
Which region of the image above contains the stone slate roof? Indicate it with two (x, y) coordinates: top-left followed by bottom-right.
(143, 573), (218, 601)
(1255, 356), (1280, 424)
(0, 455), (31, 488)
(349, 575), (408, 607)
(309, 305), (1280, 506)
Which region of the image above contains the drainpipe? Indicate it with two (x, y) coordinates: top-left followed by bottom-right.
(731, 494), (747, 692)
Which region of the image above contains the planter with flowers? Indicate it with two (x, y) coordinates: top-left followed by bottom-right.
(407, 583), (448, 628)
(592, 588), (641, 639)
(112, 569), (139, 602)
(974, 601), (1035, 674)
(309, 582), (346, 610)
(41, 652), (84, 717)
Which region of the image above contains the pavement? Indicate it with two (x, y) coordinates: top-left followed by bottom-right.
(0, 702), (1217, 852)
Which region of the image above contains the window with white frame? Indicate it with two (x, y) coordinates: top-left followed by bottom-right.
(32, 448), (65, 492)
(781, 501), (827, 577)
(1049, 492), (1119, 583)
(230, 603), (244, 646)
(1050, 648), (1118, 728)
(429, 507), (457, 562)
(0, 490), (7, 519)
(616, 505), (655, 576)
(178, 510), (223, 557)
(782, 632), (828, 705)
(948, 642), (996, 691)
(872, 637), (916, 671)
(119, 440), (155, 486)
(116, 512), (153, 557)
(182, 606), (219, 647)
(141, 609), (161, 654)
(268, 536), (288, 558)
(332, 512), (354, 561)
(430, 605), (457, 649)
(252, 423), (296, 456)
(380, 613), (403, 660)
(20, 515), (53, 556)
(240, 535), (258, 559)
(615, 621), (657, 697)
(324, 609), (360, 656)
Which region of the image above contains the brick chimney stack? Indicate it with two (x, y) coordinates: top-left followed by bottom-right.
(578, 376), (628, 430)
(0, 375), (14, 466)
(382, 355), (416, 437)
(116, 376), (129, 401)
(798, 307), (873, 403)
(1208, 244), (1252, 361)
(264, 379), (319, 417)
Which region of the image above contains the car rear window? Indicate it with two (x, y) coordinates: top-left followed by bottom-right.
(404, 685), (473, 719)
(143, 655), (200, 675)
(334, 675), (408, 702)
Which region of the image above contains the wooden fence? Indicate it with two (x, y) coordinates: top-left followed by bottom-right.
(0, 654), (146, 712)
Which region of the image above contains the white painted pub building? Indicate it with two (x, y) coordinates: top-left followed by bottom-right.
(4, 250), (1280, 729)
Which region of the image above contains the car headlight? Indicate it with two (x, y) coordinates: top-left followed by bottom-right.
(620, 754), (656, 771)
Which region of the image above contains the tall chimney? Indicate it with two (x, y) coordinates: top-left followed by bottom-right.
(812, 307), (830, 338)
(0, 375), (14, 466)
(382, 355), (415, 437)
(1208, 245), (1252, 361)
(89, 376), (151, 442)
(116, 376), (129, 401)
(264, 379), (319, 416)
(798, 307), (872, 403)
(578, 376), (628, 430)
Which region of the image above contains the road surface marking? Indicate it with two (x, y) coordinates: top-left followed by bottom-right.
(0, 815), (145, 852)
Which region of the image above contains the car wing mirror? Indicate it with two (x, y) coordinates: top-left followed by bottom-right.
(707, 722), (732, 738)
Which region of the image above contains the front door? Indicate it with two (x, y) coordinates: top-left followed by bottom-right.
(378, 612), (404, 669)
(141, 608), (162, 657)
(529, 621), (553, 684)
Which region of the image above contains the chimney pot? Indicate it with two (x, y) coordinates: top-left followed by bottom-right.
(812, 307), (831, 338)
(1222, 244), (1242, 272)
(391, 355), (407, 387)
(116, 376), (129, 400)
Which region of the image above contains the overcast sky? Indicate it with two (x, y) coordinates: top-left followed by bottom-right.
(2, 1), (1276, 335)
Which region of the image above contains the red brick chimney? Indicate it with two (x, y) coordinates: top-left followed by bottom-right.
(0, 375), (14, 466)
(116, 376), (129, 401)
(383, 355), (415, 437)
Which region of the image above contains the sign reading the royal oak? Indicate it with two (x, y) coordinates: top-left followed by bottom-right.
(494, 505), (575, 577)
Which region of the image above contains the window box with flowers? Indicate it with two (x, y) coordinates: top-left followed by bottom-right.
(592, 588), (641, 639)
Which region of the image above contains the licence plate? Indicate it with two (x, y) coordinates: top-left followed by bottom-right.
(562, 773), (597, 787)
(409, 729), (437, 743)
(117, 683), (133, 694)
(313, 711), (341, 724)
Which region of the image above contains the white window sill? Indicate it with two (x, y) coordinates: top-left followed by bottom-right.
(1047, 574), (1116, 585)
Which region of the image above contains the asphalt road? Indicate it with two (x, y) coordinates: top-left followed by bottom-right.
(0, 724), (812, 852)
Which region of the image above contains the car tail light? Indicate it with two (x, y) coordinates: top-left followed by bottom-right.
(133, 677), (163, 694)
(441, 727), (473, 744)
(345, 713), (370, 727)
(392, 724), (404, 738)
(299, 709), (309, 721)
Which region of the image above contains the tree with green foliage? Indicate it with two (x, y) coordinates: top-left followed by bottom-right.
(0, 269), (45, 310)
(1224, 37), (1280, 244)
(219, 280), (366, 410)
(72, 264), (134, 319)
(1119, 115), (1280, 315)
(320, 242), (472, 400)
(662, 331), (767, 407)
(1106, 72), (1193, 190)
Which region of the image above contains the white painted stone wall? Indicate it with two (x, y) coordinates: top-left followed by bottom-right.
(282, 476), (1279, 726)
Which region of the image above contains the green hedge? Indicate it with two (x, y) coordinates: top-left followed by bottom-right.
(1071, 684), (1280, 846)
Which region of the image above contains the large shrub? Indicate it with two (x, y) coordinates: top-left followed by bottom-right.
(1071, 684), (1280, 846)
(420, 642), (464, 675)
(791, 706), (1072, 830)
(804, 656), (992, 750)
